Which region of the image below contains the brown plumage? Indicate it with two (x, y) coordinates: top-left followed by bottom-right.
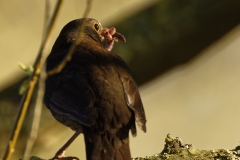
(44, 18), (146, 160)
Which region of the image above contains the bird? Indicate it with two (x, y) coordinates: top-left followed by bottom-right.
(44, 18), (146, 160)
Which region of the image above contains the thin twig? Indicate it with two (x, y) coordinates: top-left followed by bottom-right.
(1, 1), (63, 160)
(47, 0), (93, 76)
(22, 1), (52, 159)
(42, 0), (51, 42)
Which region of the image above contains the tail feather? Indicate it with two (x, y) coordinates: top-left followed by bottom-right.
(115, 142), (131, 160)
(84, 133), (131, 160)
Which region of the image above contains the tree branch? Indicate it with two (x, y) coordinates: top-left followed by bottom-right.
(28, 134), (240, 160)
(1, 1), (63, 160)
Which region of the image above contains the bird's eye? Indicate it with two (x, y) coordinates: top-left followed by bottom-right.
(94, 23), (99, 31)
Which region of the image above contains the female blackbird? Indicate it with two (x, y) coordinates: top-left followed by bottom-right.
(44, 18), (146, 160)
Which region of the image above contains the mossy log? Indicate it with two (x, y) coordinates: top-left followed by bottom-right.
(29, 134), (240, 160)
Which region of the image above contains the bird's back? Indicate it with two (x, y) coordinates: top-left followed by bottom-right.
(45, 42), (136, 160)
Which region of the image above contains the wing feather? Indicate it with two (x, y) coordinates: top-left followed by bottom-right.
(44, 51), (98, 127)
(113, 55), (147, 133)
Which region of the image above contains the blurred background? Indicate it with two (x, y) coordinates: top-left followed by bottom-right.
(1, 0), (240, 159)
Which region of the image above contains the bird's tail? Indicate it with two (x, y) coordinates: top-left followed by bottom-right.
(84, 132), (132, 160)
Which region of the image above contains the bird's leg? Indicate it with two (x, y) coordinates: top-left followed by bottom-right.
(51, 130), (81, 160)
(101, 27), (126, 51)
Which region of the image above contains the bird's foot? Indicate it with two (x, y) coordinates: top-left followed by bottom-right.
(101, 27), (126, 51)
(51, 151), (79, 160)
(51, 156), (79, 160)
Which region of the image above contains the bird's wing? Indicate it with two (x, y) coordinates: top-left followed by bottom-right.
(44, 50), (98, 127)
(113, 55), (147, 133)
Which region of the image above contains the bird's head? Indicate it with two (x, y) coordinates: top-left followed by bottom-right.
(52, 18), (126, 52)
(58, 18), (103, 44)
